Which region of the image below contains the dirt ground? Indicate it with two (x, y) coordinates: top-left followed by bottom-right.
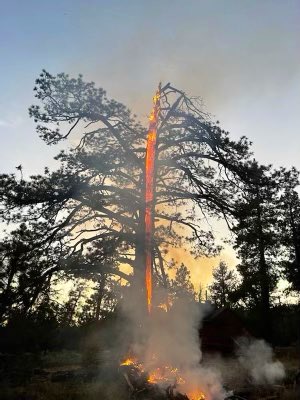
(0, 348), (299, 400)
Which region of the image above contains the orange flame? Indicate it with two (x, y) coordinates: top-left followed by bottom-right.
(120, 357), (135, 366)
(186, 390), (206, 400)
(120, 356), (206, 399)
(145, 85), (160, 313)
(147, 365), (186, 386)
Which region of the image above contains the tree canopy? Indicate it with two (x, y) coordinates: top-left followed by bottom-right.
(0, 71), (252, 294)
(209, 261), (237, 307)
(1, 71), (300, 341)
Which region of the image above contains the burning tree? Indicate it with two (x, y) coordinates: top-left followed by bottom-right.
(0, 71), (252, 312)
(0, 72), (289, 400)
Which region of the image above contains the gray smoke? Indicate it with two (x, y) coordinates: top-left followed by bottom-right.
(120, 287), (285, 399)
(236, 337), (285, 385)
(121, 290), (227, 400)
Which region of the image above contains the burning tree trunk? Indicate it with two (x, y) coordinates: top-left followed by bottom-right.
(2, 72), (254, 322)
(144, 85), (161, 313)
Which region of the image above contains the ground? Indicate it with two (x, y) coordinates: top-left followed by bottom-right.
(0, 348), (299, 400)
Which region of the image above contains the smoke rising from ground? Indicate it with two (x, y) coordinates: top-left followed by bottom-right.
(236, 337), (285, 385)
(121, 289), (226, 399)
(119, 286), (285, 400)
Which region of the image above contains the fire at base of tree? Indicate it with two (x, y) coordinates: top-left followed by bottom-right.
(0, 72), (300, 399)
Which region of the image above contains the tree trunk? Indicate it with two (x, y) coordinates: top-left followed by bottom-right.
(95, 274), (106, 321)
(256, 195), (272, 342)
(289, 205), (300, 290)
(0, 264), (17, 322)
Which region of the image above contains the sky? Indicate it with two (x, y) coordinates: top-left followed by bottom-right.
(0, 0), (300, 289)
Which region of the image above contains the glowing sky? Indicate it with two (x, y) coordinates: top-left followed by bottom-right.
(1, 0), (300, 287)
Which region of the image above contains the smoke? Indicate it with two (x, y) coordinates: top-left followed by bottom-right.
(121, 289), (227, 400)
(236, 337), (285, 385)
(118, 284), (286, 400)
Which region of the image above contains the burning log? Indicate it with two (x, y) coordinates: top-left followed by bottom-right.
(119, 356), (206, 400)
(121, 365), (189, 400)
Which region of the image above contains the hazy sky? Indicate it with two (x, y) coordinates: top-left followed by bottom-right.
(1, 0), (300, 287)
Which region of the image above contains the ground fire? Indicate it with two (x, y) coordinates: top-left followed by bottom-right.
(120, 353), (206, 400)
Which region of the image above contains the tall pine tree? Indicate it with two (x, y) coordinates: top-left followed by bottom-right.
(232, 161), (280, 340)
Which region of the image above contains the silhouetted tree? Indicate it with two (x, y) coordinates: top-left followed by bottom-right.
(58, 282), (86, 326)
(0, 71), (252, 310)
(197, 282), (205, 303)
(0, 223), (64, 324)
(209, 261), (237, 307)
(276, 167), (300, 293)
(232, 161), (281, 340)
(78, 275), (120, 324)
(170, 263), (195, 301)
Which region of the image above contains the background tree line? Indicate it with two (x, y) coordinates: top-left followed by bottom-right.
(0, 71), (299, 352)
(208, 164), (300, 343)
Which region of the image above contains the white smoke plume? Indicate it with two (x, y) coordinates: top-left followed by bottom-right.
(120, 287), (285, 399)
(121, 290), (227, 400)
(236, 337), (285, 385)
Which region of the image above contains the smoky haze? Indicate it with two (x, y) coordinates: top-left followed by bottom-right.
(0, 1), (299, 285)
(116, 286), (285, 399)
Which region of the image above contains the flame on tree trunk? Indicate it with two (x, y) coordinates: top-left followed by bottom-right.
(144, 84), (161, 314)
